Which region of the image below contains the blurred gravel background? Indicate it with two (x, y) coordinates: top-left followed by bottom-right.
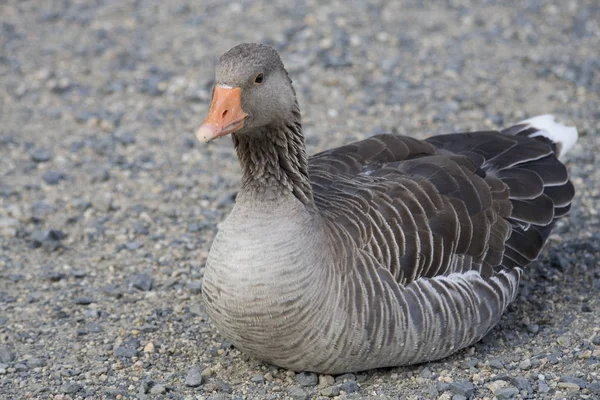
(1, 1), (599, 399)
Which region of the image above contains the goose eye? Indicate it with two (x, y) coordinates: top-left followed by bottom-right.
(254, 73), (264, 84)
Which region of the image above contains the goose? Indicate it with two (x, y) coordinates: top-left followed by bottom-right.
(196, 43), (577, 374)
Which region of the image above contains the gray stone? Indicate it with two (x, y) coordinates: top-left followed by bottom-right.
(73, 296), (94, 305)
(187, 281), (203, 294)
(92, 194), (113, 212)
(114, 345), (138, 358)
(448, 381), (475, 397)
(288, 387), (308, 400)
(509, 376), (531, 391)
(0, 217), (19, 237)
(90, 168), (110, 182)
(26, 358), (44, 368)
(538, 381), (550, 393)
(495, 387), (519, 399)
(185, 365), (203, 387)
(150, 384), (166, 394)
(60, 383), (82, 394)
(560, 376), (587, 389)
(132, 273), (153, 291)
(295, 371), (318, 387)
(0, 346), (14, 363)
(30, 148), (52, 162)
(251, 373), (265, 384)
(340, 381), (358, 393)
(42, 170), (66, 185)
(335, 373), (356, 382)
(488, 358), (505, 369)
(320, 385), (340, 397)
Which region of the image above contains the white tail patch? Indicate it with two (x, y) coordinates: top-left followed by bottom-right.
(518, 114), (578, 157)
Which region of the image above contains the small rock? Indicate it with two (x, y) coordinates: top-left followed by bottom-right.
(0, 217), (19, 237)
(509, 376), (531, 391)
(30, 148), (52, 162)
(42, 170), (66, 185)
(335, 373), (356, 383)
(295, 371), (318, 387)
(26, 358), (44, 369)
(589, 381), (600, 394)
(560, 376), (586, 389)
(73, 296), (94, 305)
(150, 384), (166, 394)
(60, 383), (82, 394)
(31, 229), (65, 251)
(288, 387), (308, 400)
(90, 168), (110, 183)
(320, 385), (340, 397)
(187, 281), (202, 294)
(132, 273), (153, 291)
(216, 380), (232, 393)
(448, 381), (475, 397)
(518, 359), (532, 370)
(495, 387), (519, 399)
(114, 344), (138, 358)
(0, 346), (15, 363)
(340, 381), (358, 393)
(558, 381), (581, 390)
(143, 342), (155, 353)
(251, 374), (265, 384)
(538, 381), (550, 393)
(185, 365), (203, 387)
(526, 324), (539, 334)
(592, 335), (600, 346)
(319, 375), (335, 387)
(92, 194), (113, 212)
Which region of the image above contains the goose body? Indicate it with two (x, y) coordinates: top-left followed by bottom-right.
(197, 44), (577, 374)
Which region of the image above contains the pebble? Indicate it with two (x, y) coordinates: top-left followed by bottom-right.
(0, 347), (14, 363)
(30, 148), (52, 162)
(31, 229), (65, 251)
(295, 371), (318, 387)
(60, 383), (82, 394)
(335, 373), (356, 383)
(185, 365), (204, 387)
(495, 387), (519, 399)
(150, 384), (166, 394)
(448, 381), (475, 397)
(487, 358), (505, 369)
(42, 170), (66, 185)
(187, 281), (203, 294)
(251, 373), (265, 384)
(320, 385), (340, 397)
(0, 217), (19, 237)
(288, 387), (308, 400)
(91, 194), (113, 212)
(132, 273), (153, 291)
(518, 359), (532, 370)
(340, 380), (358, 393)
(73, 296), (94, 305)
(558, 381), (581, 390)
(143, 342), (154, 353)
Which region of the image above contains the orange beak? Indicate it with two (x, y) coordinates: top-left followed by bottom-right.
(196, 86), (248, 142)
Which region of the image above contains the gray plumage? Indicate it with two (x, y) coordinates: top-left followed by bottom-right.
(199, 43), (577, 374)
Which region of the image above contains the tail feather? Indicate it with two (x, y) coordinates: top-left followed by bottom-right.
(503, 114), (578, 158)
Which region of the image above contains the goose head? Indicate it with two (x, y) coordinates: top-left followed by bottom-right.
(196, 43), (298, 142)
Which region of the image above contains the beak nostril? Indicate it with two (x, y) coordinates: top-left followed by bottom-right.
(222, 110), (228, 119)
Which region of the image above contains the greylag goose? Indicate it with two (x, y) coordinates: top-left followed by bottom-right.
(196, 43), (577, 374)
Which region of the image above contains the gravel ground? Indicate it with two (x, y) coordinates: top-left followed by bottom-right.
(1, 1), (599, 399)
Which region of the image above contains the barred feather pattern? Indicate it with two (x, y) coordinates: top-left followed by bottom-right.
(202, 125), (574, 374)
